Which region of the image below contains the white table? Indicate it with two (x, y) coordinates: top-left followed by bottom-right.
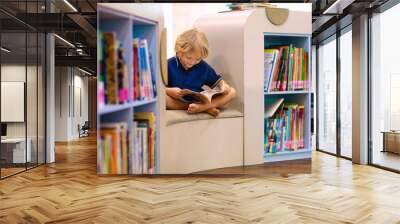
(1, 138), (31, 163)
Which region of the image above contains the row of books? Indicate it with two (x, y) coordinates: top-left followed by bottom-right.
(132, 38), (156, 101)
(132, 112), (156, 174)
(98, 32), (156, 108)
(264, 45), (309, 92)
(98, 112), (156, 174)
(98, 32), (129, 107)
(264, 103), (305, 153)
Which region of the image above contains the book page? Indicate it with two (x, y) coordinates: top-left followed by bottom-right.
(264, 98), (284, 118)
(180, 86), (223, 104)
(180, 89), (210, 104)
(200, 85), (223, 102)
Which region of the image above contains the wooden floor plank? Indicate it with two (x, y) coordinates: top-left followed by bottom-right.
(0, 135), (399, 223)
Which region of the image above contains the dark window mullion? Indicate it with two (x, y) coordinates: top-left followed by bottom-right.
(336, 28), (341, 157)
(316, 44), (320, 151)
(44, 0), (48, 164)
(367, 10), (373, 165)
(25, 0), (28, 171)
(36, 0), (39, 168)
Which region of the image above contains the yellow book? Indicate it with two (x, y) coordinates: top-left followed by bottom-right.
(120, 124), (128, 174)
(134, 112), (156, 173)
(101, 122), (128, 174)
(101, 127), (120, 174)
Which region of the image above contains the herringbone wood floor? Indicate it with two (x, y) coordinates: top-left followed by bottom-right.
(1, 135), (400, 223)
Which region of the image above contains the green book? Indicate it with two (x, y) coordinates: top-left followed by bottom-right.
(287, 44), (294, 91)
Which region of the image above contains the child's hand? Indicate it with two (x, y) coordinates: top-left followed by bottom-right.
(219, 82), (231, 95)
(167, 87), (184, 99)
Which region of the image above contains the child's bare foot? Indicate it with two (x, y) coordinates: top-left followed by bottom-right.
(205, 107), (220, 117)
(187, 103), (210, 114)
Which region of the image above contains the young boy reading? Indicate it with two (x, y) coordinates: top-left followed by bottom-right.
(166, 28), (236, 117)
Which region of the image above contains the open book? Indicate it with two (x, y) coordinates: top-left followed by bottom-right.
(180, 85), (224, 104)
(264, 98), (284, 118)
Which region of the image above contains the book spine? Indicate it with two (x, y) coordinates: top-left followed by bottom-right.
(138, 126), (143, 174)
(283, 46), (290, 91)
(98, 137), (103, 174)
(288, 45), (294, 91)
(104, 32), (118, 104)
(304, 51), (308, 90)
(299, 48), (304, 90)
(99, 33), (105, 107)
(293, 48), (297, 90)
(271, 48), (282, 92)
(121, 126), (128, 174)
(104, 135), (111, 174)
(142, 127), (148, 174)
(143, 39), (155, 100)
(133, 39), (139, 101)
(130, 123), (134, 174)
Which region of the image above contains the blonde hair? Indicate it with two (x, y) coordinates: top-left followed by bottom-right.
(174, 28), (209, 58)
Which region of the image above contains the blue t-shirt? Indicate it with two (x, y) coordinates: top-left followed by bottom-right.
(167, 56), (222, 92)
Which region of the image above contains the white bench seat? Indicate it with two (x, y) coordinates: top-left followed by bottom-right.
(165, 108), (243, 126)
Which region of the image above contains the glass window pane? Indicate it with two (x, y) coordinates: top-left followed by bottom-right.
(318, 37), (337, 154)
(0, 0), (46, 179)
(27, 31), (38, 169)
(371, 4), (400, 171)
(1, 30), (27, 177)
(26, 0), (40, 170)
(340, 29), (352, 158)
(38, 33), (45, 165)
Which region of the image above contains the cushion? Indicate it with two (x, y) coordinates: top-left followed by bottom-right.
(165, 108), (243, 126)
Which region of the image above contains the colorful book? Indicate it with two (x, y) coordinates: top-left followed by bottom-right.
(264, 49), (278, 91)
(265, 45), (309, 92)
(264, 102), (305, 153)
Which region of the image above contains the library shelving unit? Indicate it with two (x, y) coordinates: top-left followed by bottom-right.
(195, 7), (312, 167)
(97, 5), (160, 174)
(263, 33), (312, 162)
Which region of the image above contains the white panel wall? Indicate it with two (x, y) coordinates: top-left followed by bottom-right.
(54, 67), (89, 141)
(55, 66), (69, 141)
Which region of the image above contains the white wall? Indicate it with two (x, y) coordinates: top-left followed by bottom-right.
(162, 3), (312, 58)
(162, 3), (230, 58)
(72, 73), (89, 138)
(54, 67), (89, 141)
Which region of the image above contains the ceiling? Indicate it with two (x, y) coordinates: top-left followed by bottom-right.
(309, 0), (391, 43)
(0, 0), (396, 73)
(0, 0), (97, 73)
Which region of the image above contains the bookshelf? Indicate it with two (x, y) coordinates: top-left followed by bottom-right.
(97, 5), (159, 174)
(263, 33), (312, 163)
(193, 8), (311, 168)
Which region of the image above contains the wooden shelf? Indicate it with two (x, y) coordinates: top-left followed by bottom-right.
(99, 103), (134, 115)
(132, 99), (157, 107)
(264, 90), (311, 95)
(264, 148), (312, 163)
(264, 148), (312, 156)
(99, 99), (157, 115)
